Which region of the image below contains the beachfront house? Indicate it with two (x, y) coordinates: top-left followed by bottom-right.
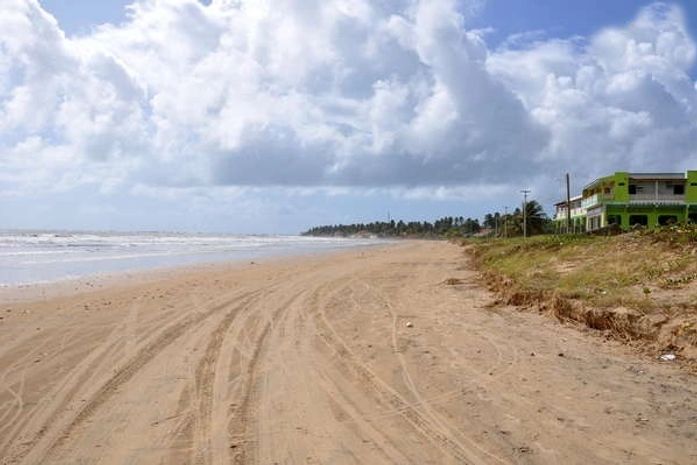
(553, 195), (585, 234)
(553, 171), (697, 232)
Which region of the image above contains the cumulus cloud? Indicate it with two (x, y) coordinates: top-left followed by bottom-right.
(1, 0), (697, 200)
(488, 2), (697, 179)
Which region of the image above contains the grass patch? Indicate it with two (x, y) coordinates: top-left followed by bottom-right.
(466, 228), (697, 365)
(468, 228), (697, 310)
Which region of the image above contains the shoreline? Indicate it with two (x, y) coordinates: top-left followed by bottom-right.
(0, 231), (392, 295)
(0, 241), (401, 303)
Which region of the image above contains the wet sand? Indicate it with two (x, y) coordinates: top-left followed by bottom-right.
(1, 241), (695, 464)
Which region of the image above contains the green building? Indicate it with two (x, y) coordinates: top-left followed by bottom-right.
(554, 171), (697, 233)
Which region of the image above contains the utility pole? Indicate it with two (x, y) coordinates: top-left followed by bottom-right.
(504, 206), (508, 239)
(566, 173), (572, 234)
(521, 189), (531, 239)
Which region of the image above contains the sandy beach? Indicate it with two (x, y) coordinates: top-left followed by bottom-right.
(1, 241), (695, 465)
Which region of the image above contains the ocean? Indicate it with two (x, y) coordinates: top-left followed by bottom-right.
(0, 231), (384, 286)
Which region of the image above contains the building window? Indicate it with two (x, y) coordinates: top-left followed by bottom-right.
(658, 215), (678, 226)
(607, 215), (621, 226)
(689, 213), (697, 224)
(604, 187), (611, 195)
(588, 217), (603, 230)
(628, 185), (637, 195)
(674, 184), (685, 195)
(629, 215), (648, 226)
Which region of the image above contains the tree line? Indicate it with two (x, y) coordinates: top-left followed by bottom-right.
(303, 216), (482, 238)
(303, 200), (551, 238)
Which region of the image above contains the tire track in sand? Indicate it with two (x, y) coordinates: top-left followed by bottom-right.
(192, 292), (259, 465)
(368, 281), (513, 465)
(227, 290), (307, 465)
(11, 291), (259, 465)
(0, 301), (144, 464)
(311, 282), (486, 465)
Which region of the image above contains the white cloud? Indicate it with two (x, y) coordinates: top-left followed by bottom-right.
(488, 2), (697, 180)
(1, 0), (697, 204)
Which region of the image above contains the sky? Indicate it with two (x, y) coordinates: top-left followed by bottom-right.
(2, 0), (697, 234)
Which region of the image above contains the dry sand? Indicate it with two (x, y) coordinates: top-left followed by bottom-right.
(0, 241), (695, 465)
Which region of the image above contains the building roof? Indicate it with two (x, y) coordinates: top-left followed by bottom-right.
(628, 173), (684, 180)
(554, 195), (582, 207)
(583, 174), (615, 191)
(583, 171), (687, 191)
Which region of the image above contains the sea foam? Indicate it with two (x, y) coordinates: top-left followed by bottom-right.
(0, 231), (383, 286)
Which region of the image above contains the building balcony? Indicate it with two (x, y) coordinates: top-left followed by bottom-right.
(581, 194), (602, 209)
(554, 207), (585, 220)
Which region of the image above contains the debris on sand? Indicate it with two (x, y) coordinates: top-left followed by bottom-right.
(405, 321), (413, 328)
(659, 353), (676, 361)
(513, 446), (533, 454)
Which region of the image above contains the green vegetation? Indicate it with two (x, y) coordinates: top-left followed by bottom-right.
(482, 200), (551, 237)
(469, 226), (697, 311)
(303, 216), (482, 238)
(468, 226), (697, 361)
(304, 200), (551, 238)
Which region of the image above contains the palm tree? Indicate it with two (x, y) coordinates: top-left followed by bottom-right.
(506, 201), (548, 237)
(522, 200), (548, 235)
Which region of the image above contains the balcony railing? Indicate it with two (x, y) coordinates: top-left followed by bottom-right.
(554, 207), (588, 220)
(629, 194), (684, 203)
(581, 194), (601, 209)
